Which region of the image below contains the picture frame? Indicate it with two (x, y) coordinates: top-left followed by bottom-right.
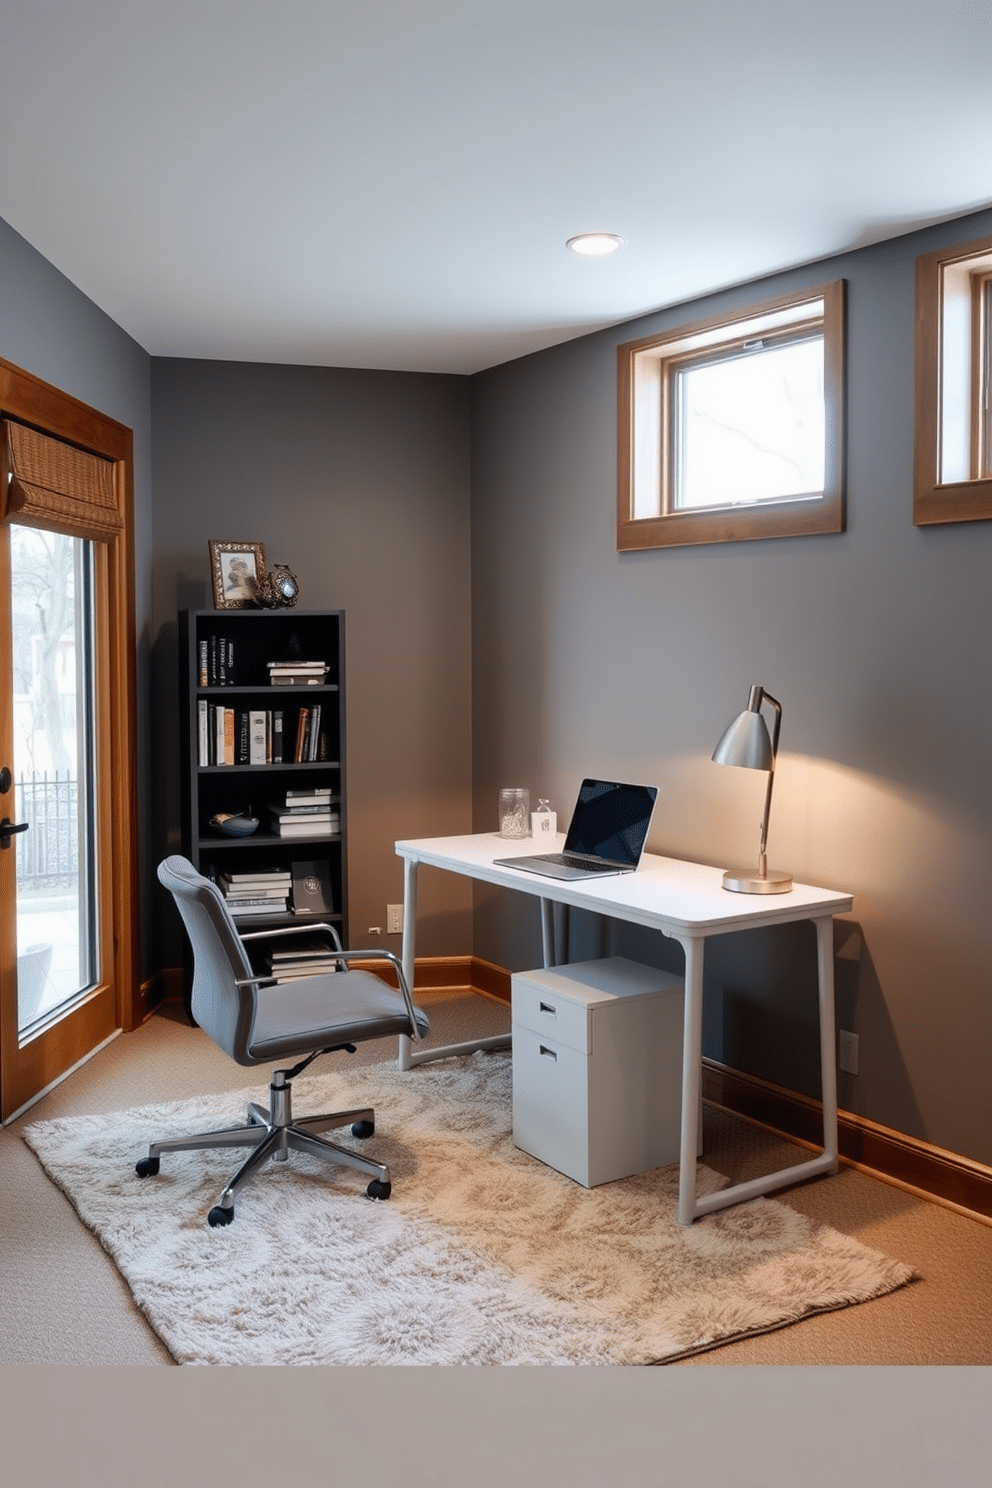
(209, 540), (267, 609)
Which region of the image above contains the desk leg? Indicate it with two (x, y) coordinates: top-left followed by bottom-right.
(541, 899), (555, 966)
(396, 853), (512, 1070)
(677, 935), (705, 1226)
(683, 913), (840, 1222)
(397, 855), (419, 1072)
(816, 914), (840, 1173)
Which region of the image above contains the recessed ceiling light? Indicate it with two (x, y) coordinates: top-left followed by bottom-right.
(566, 233), (623, 257)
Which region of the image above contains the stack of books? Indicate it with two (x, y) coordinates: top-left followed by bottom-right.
(217, 867), (292, 918)
(269, 789), (340, 838)
(267, 660), (329, 687)
(266, 934), (340, 983)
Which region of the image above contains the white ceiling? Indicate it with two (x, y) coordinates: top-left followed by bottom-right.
(1, 1), (990, 375)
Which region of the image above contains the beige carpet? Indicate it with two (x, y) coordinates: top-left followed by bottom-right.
(23, 1048), (914, 1365)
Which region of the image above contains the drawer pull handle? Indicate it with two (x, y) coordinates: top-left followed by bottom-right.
(539, 1001), (556, 1016)
(539, 1045), (557, 1061)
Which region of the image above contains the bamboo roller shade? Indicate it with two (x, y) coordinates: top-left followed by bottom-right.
(1, 419), (121, 541)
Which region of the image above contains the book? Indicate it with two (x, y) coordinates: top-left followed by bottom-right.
(236, 709), (250, 765)
(269, 938), (338, 964)
(249, 710), (267, 765)
(293, 708), (310, 763)
(286, 787), (333, 801)
(228, 901), (289, 918)
(268, 963), (337, 981)
(271, 710), (284, 763)
(220, 868), (292, 880)
(308, 704), (321, 761)
(272, 819), (336, 838)
(224, 893), (289, 908)
(269, 802), (333, 817)
(220, 885), (289, 900)
(198, 699), (209, 766)
(223, 706), (235, 766)
(291, 860), (334, 915)
(198, 638), (209, 687)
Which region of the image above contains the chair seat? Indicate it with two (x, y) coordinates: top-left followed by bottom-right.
(248, 968), (430, 1062)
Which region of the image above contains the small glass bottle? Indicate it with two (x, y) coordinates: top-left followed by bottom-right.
(530, 797), (556, 840)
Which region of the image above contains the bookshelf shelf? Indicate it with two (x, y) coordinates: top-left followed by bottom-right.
(179, 609), (348, 941)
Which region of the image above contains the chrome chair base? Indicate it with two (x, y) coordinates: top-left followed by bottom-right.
(136, 1071), (391, 1226)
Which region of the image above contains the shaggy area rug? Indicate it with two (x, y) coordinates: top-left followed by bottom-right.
(23, 1051), (914, 1365)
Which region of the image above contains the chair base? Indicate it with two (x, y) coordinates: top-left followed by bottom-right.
(136, 1072), (391, 1225)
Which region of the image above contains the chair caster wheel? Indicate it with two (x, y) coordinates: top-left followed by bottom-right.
(208, 1205), (234, 1227)
(366, 1180), (391, 1200)
(135, 1157), (160, 1177)
(352, 1119), (375, 1139)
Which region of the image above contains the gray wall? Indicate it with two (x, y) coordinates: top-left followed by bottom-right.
(149, 359), (474, 966)
(470, 208), (992, 1166)
(0, 215), (155, 975)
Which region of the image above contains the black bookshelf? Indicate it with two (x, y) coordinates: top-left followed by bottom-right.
(179, 609), (348, 944)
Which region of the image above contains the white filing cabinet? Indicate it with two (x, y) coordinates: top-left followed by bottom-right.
(511, 956), (690, 1188)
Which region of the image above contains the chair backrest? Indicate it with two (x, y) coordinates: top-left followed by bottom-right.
(157, 855), (258, 1064)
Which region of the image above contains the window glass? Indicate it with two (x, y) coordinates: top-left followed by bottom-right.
(674, 336), (825, 510)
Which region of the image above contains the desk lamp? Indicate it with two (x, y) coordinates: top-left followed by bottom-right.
(711, 684), (792, 894)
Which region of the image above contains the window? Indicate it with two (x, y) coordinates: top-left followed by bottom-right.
(914, 232), (992, 524)
(617, 281), (845, 550)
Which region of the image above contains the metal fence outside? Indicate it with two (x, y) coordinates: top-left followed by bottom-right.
(14, 771), (79, 892)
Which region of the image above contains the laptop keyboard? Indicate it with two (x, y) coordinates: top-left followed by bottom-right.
(540, 853), (610, 871)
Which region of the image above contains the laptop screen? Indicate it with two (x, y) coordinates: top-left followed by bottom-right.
(564, 779), (658, 865)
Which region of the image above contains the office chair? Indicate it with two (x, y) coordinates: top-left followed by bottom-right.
(138, 855), (429, 1227)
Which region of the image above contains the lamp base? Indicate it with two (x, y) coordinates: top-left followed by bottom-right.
(721, 866), (793, 894)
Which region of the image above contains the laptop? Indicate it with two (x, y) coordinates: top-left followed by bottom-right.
(493, 778), (658, 881)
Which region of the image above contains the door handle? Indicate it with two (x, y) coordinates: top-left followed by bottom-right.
(0, 817), (29, 850)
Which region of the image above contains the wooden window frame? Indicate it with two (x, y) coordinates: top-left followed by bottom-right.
(914, 232), (992, 525)
(617, 281), (846, 551)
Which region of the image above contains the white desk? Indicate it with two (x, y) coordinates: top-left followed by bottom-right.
(394, 833), (853, 1225)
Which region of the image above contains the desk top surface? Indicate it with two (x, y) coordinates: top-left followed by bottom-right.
(395, 832), (852, 936)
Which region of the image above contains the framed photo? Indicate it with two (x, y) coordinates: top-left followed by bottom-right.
(209, 540), (267, 609)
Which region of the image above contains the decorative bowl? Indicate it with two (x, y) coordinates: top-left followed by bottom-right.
(210, 812), (259, 837)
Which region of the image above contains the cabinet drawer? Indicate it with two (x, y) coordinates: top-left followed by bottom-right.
(511, 975), (591, 1052)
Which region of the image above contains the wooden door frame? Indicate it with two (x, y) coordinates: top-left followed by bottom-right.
(0, 357), (140, 1117)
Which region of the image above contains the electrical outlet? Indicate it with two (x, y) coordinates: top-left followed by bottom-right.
(367, 926), (382, 938)
(387, 904), (403, 935)
(839, 1029), (859, 1075)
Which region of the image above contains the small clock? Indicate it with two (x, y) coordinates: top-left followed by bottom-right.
(259, 563), (300, 608)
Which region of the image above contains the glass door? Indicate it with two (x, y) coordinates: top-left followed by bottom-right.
(0, 521), (116, 1119)
(9, 525), (98, 1029)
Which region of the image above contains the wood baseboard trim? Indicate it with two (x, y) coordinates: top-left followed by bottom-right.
(703, 1058), (992, 1226)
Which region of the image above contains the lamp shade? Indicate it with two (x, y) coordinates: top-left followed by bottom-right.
(711, 706), (773, 770)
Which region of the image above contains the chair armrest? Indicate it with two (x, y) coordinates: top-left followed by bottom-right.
(235, 946), (423, 1041)
(239, 921), (343, 951)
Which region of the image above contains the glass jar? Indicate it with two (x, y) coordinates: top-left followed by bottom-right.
(498, 787), (530, 838)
